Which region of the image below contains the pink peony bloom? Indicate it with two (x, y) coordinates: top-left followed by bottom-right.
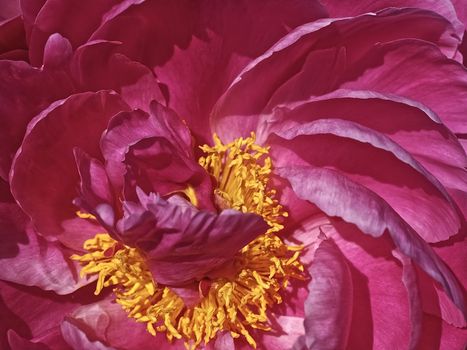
(0, 1), (466, 349)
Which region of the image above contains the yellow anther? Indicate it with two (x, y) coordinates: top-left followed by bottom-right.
(72, 133), (305, 349)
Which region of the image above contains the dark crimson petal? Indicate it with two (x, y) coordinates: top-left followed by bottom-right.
(0, 60), (74, 180)
(268, 118), (461, 243)
(8, 330), (51, 350)
(90, 0), (327, 143)
(275, 165), (466, 320)
(418, 313), (467, 349)
(0, 16), (27, 59)
(27, 0), (142, 66)
(292, 239), (353, 350)
(70, 40), (164, 110)
(212, 9), (459, 141)
(117, 190), (268, 286)
(10, 91), (129, 239)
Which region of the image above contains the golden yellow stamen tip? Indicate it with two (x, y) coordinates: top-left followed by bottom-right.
(72, 133), (305, 349)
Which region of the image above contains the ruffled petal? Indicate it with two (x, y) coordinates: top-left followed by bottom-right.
(10, 91), (129, 239)
(101, 102), (214, 210)
(116, 191), (268, 286)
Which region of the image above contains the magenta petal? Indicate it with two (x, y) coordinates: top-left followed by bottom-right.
(10, 91), (129, 237)
(0, 203), (90, 294)
(212, 9), (459, 141)
(26, 0), (140, 66)
(90, 0), (326, 142)
(7, 330), (50, 350)
(269, 91), (467, 202)
(275, 166), (466, 319)
(392, 250), (423, 349)
(42, 33), (73, 69)
(0, 279), (94, 348)
(74, 149), (114, 219)
(269, 118), (461, 243)
(70, 40), (165, 110)
(320, 0), (465, 40)
(294, 239), (352, 349)
(0, 60), (73, 179)
(342, 40), (467, 134)
(101, 103), (192, 188)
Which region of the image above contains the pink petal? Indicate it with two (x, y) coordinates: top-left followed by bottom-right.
(294, 239), (353, 349)
(60, 320), (112, 350)
(7, 330), (50, 350)
(10, 91), (129, 239)
(341, 40), (467, 134)
(90, 0), (326, 143)
(269, 118), (460, 242)
(42, 33), (73, 69)
(325, 220), (418, 349)
(66, 300), (184, 350)
(392, 250), (423, 349)
(419, 235), (467, 327)
(0, 203), (91, 294)
(275, 166), (466, 319)
(266, 91), (467, 204)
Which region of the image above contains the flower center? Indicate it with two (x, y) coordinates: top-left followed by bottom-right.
(72, 133), (304, 349)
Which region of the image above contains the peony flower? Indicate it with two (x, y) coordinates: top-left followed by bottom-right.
(0, 1), (466, 349)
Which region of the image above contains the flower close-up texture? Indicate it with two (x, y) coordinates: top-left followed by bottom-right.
(0, 0), (466, 349)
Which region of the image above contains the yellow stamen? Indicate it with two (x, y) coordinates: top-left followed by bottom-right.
(72, 132), (304, 349)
